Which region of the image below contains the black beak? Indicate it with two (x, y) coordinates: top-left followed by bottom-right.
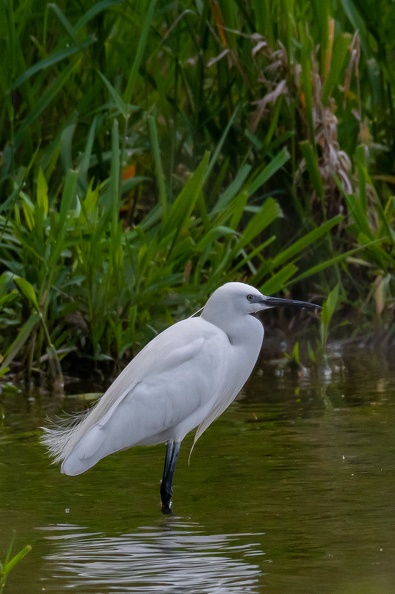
(262, 296), (322, 311)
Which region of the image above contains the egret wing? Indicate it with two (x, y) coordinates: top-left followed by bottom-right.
(59, 318), (229, 475)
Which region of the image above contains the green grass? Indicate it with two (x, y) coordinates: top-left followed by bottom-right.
(0, 0), (394, 380)
(0, 533), (31, 593)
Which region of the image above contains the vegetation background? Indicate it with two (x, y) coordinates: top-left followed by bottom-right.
(0, 0), (394, 383)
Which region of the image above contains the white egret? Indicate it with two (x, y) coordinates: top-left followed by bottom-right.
(42, 282), (321, 513)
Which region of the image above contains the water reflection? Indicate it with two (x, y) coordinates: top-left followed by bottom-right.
(39, 521), (266, 593)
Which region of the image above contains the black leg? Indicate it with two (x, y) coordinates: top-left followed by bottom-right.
(160, 441), (181, 514)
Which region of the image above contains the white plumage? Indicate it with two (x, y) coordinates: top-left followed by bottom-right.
(42, 281), (321, 512)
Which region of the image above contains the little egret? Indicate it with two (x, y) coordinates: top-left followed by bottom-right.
(42, 282), (321, 513)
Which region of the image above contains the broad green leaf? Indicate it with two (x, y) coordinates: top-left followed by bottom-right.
(272, 215), (343, 268)
(299, 140), (324, 199)
(102, 119), (121, 218)
(339, 0), (369, 54)
(322, 283), (340, 325)
(36, 168), (48, 218)
(245, 148), (290, 197)
(299, 25), (315, 142)
(161, 152), (210, 242)
(195, 226), (237, 252)
(97, 70), (131, 119)
(233, 197), (282, 253)
(0, 311), (40, 374)
(311, 0), (330, 66)
(58, 169), (79, 230)
(47, 169), (79, 268)
(11, 37), (95, 89)
(14, 277), (39, 309)
(212, 164), (252, 215)
(74, 0), (122, 31)
(21, 195), (35, 231)
(259, 263), (299, 295)
(233, 235), (277, 274)
(48, 3), (80, 46)
(148, 116), (167, 215)
(322, 33), (352, 102)
(14, 62), (76, 147)
(320, 283), (340, 345)
(229, 191), (249, 230)
(78, 117), (97, 188)
(124, 0), (157, 104)
(345, 194), (374, 240)
(1, 545), (32, 578)
(205, 106), (240, 183)
(289, 241), (384, 284)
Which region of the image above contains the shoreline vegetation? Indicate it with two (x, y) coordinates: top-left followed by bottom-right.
(0, 0), (394, 385)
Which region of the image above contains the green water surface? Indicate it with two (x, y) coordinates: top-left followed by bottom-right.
(1, 348), (394, 593)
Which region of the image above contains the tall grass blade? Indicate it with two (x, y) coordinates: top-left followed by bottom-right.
(0, 311), (40, 375)
(161, 152), (210, 244)
(124, 0), (157, 105)
(148, 116), (168, 215)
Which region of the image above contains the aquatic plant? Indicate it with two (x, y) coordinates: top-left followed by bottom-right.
(0, 0), (394, 379)
(0, 533), (31, 593)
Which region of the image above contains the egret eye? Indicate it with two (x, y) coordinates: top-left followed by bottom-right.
(246, 294), (254, 302)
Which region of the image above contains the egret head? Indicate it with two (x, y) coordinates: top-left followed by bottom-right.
(202, 282), (322, 323)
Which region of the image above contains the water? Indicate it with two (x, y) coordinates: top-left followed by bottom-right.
(1, 346), (395, 593)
